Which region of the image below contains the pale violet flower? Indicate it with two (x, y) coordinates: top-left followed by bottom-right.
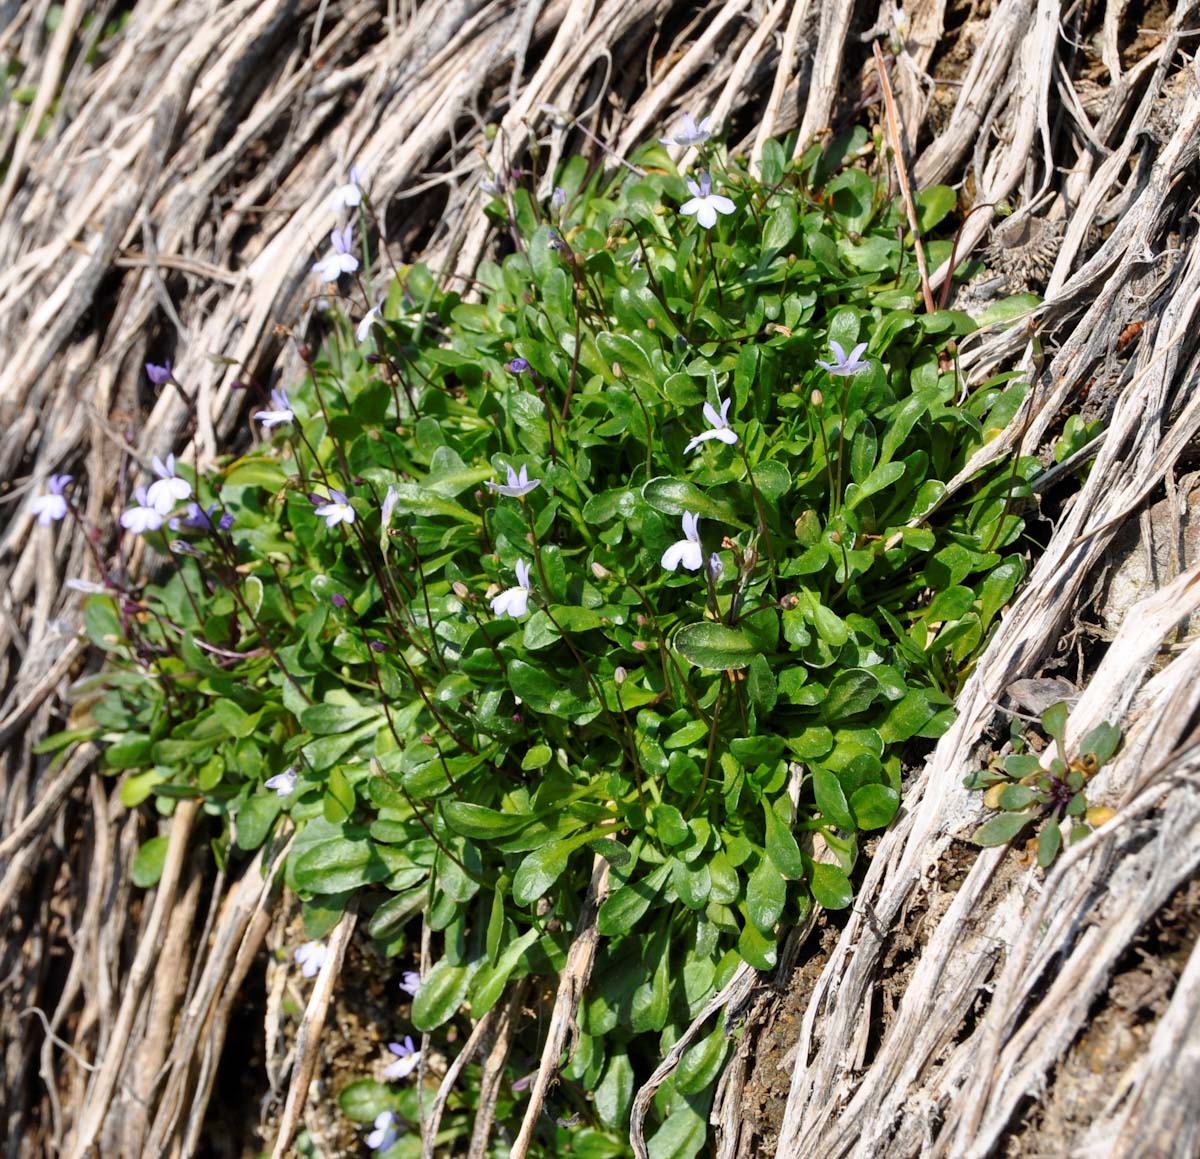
(314, 489), (355, 528)
(551, 186), (566, 209)
(816, 341), (869, 377)
(265, 767), (298, 797)
(146, 454), (192, 515)
(383, 1036), (421, 1080)
(145, 361), (172, 386)
(312, 225), (359, 282)
(708, 552), (723, 583)
(367, 1111), (400, 1152)
(662, 512), (703, 572)
(356, 302), (384, 343)
(399, 970), (421, 996)
(253, 388), (293, 429)
(679, 172), (736, 229)
(30, 474), (71, 525)
(381, 484), (399, 527)
(329, 164), (364, 214)
(486, 464), (540, 498)
(683, 395), (738, 454)
(660, 112), (714, 148)
(294, 940), (327, 978)
(120, 487), (165, 535)
(491, 559), (533, 619)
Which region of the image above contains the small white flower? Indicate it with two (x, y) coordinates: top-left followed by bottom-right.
(146, 454), (192, 515)
(329, 164), (364, 214)
(383, 1036), (421, 1080)
(661, 512), (704, 572)
(314, 489), (356, 528)
(485, 464), (541, 498)
(253, 388), (293, 429)
(356, 302), (384, 343)
(491, 558), (533, 619)
(294, 940), (327, 978)
(398, 970), (421, 996)
(120, 487), (165, 535)
(30, 474), (71, 525)
(381, 484), (399, 528)
(367, 1111), (400, 1152)
(312, 225), (359, 282)
(816, 341), (869, 377)
(684, 395), (739, 454)
(679, 172), (736, 230)
(265, 768), (298, 797)
(660, 112), (714, 148)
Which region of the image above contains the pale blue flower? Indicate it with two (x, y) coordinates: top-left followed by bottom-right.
(329, 164), (364, 214)
(816, 341), (869, 376)
(146, 454), (192, 515)
(120, 487), (164, 534)
(660, 113), (714, 147)
(356, 302), (384, 342)
(30, 474), (71, 525)
(491, 559), (532, 618)
(265, 768), (298, 797)
(367, 1111), (400, 1152)
(680, 172), (735, 229)
(662, 512), (703, 572)
(312, 225), (359, 281)
(314, 489), (355, 528)
(294, 940), (327, 978)
(486, 464), (540, 498)
(254, 388), (293, 428)
(383, 1036), (421, 1080)
(684, 395), (738, 454)
(399, 970), (421, 996)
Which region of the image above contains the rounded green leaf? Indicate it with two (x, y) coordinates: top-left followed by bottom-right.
(411, 958), (472, 1031)
(849, 784), (899, 830)
(131, 836), (169, 889)
(971, 809), (1038, 847)
(810, 863), (853, 910)
(674, 622), (759, 671)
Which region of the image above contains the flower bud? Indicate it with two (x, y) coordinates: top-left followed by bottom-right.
(369, 640), (387, 653)
(365, 353), (382, 365)
(452, 581), (469, 599)
(811, 388), (824, 406)
(298, 343), (313, 363)
(779, 593), (799, 610)
(632, 640), (648, 652)
(614, 666), (627, 685)
(331, 593), (347, 608)
(591, 562), (611, 580)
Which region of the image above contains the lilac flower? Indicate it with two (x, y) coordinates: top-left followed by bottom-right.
(816, 341), (869, 377)
(253, 388), (293, 429)
(120, 487), (165, 535)
(366, 1111), (400, 1153)
(662, 512), (703, 572)
(551, 187), (566, 209)
(660, 112), (714, 148)
(146, 361), (172, 386)
(381, 484), (399, 529)
(486, 464), (541, 498)
(491, 559), (533, 619)
(30, 474), (71, 526)
(265, 767), (298, 797)
(329, 164), (364, 214)
(507, 358), (529, 374)
(331, 593), (348, 609)
(708, 552), (723, 583)
(679, 172), (736, 230)
(683, 395), (738, 454)
(313, 489), (355, 528)
(175, 502), (233, 532)
(294, 940), (327, 978)
(383, 1036), (421, 1080)
(356, 302), (384, 343)
(399, 970), (421, 996)
(146, 455), (192, 515)
(312, 225), (359, 282)
(481, 175), (501, 196)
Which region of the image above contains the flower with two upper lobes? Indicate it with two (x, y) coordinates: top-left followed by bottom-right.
(662, 512), (704, 572)
(492, 559), (534, 619)
(312, 225), (359, 282)
(684, 395), (738, 454)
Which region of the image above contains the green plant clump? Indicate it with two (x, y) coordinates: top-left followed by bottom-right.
(66, 129), (1036, 1154)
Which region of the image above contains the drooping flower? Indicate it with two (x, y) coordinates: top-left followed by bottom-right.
(30, 474), (71, 526)
(328, 164), (364, 214)
(816, 340), (869, 377)
(491, 559), (533, 619)
(294, 940), (327, 978)
(398, 970), (421, 996)
(383, 1036), (421, 1080)
(146, 455), (192, 515)
(661, 512), (704, 572)
(313, 489), (355, 528)
(366, 1111), (400, 1153)
(486, 464), (541, 498)
(683, 395), (738, 454)
(120, 487), (165, 535)
(660, 112), (714, 148)
(173, 501), (233, 532)
(253, 388), (293, 429)
(679, 172), (736, 229)
(145, 361), (172, 386)
(551, 187), (566, 209)
(265, 767), (298, 797)
(356, 302), (384, 343)
(708, 552), (723, 583)
(312, 225), (359, 282)
(381, 484), (399, 530)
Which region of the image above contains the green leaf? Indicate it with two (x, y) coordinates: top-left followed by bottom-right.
(224, 455), (288, 490)
(236, 794), (282, 850)
(1042, 701), (1069, 741)
(971, 809), (1038, 847)
(595, 1050), (635, 1130)
(746, 858), (786, 933)
(293, 828), (389, 893)
(338, 1079), (395, 1123)
(763, 801), (805, 878)
(999, 785), (1037, 810)
(131, 836), (169, 888)
(442, 801), (531, 839)
(747, 654), (778, 714)
(977, 292), (1041, 326)
(849, 784), (899, 829)
(673, 622), (759, 671)
(813, 769), (854, 830)
(1037, 819), (1062, 867)
(820, 668), (880, 721)
(810, 863), (853, 909)
(762, 198), (798, 253)
(1079, 721), (1120, 766)
(597, 863), (671, 936)
(915, 185), (957, 231)
(641, 477), (740, 525)
(512, 840), (571, 907)
(411, 958), (472, 1031)
(471, 927), (540, 1014)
